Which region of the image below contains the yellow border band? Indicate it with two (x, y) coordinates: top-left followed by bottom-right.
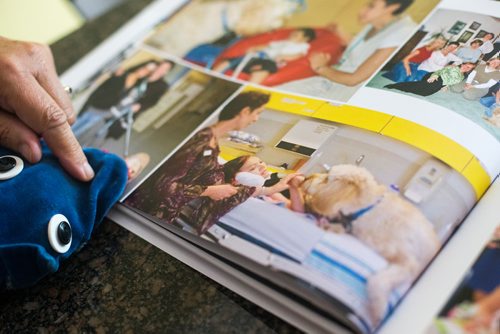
(243, 87), (491, 198)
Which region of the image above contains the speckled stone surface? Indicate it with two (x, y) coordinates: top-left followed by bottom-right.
(0, 222), (299, 333)
(0, 1), (301, 333)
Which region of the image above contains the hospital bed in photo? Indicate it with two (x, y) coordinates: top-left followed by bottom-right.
(208, 198), (409, 332)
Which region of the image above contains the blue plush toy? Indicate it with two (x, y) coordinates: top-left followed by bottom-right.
(0, 145), (128, 290)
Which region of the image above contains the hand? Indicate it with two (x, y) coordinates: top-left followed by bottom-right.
(275, 56), (286, 65)
(427, 76), (438, 83)
(288, 174), (306, 189)
(132, 103), (141, 113)
(309, 52), (331, 72)
(495, 90), (500, 104)
(271, 173), (300, 193)
(405, 65), (411, 77)
(202, 184), (238, 201)
(462, 305), (494, 334)
(0, 37), (94, 181)
(464, 83), (472, 90)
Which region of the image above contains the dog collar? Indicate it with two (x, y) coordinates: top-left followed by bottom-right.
(328, 196), (384, 233)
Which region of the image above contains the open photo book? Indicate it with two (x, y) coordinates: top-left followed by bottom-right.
(61, 0), (500, 332)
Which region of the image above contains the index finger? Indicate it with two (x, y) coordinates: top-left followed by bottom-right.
(33, 44), (76, 124)
(44, 121), (95, 181)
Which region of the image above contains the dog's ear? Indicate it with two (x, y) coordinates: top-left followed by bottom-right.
(306, 177), (362, 219)
(301, 173), (327, 194)
(328, 164), (372, 183)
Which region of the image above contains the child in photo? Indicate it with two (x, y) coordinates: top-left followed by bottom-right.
(223, 155), (299, 206)
(384, 62), (476, 96)
(125, 91), (271, 234)
(213, 28), (316, 84)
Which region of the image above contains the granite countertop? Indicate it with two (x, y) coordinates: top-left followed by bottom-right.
(0, 1), (299, 332)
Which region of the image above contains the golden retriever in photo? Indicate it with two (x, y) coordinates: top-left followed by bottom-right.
(300, 164), (441, 324)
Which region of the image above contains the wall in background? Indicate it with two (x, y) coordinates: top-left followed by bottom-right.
(0, 0), (84, 44)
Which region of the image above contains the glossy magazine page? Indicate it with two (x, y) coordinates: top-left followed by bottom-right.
(63, 0), (500, 332)
(426, 225), (500, 334)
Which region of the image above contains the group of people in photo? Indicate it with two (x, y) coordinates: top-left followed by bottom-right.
(378, 26), (500, 128)
(383, 32), (498, 96)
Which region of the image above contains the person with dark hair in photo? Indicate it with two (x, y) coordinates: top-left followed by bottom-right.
(125, 91), (271, 234)
(451, 57), (500, 101)
(383, 36), (447, 83)
(456, 39), (484, 63)
(213, 28), (317, 84)
(278, 0), (417, 101)
(479, 32), (495, 56)
(385, 62), (477, 96)
(72, 59), (174, 147)
(410, 42), (462, 82)
(223, 155), (298, 205)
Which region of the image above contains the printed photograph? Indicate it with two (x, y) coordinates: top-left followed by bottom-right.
(71, 50), (242, 190)
(125, 89), (478, 332)
(427, 226), (500, 334)
(146, 0), (439, 102)
(367, 9), (500, 140)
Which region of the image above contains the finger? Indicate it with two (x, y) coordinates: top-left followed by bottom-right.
(0, 111), (42, 163)
(43, 121), (95, 182)
(31, 44), (76, 125)
(6, 76), (94, 181)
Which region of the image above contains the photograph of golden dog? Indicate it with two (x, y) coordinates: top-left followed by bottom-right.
(298, 164), (440, 323)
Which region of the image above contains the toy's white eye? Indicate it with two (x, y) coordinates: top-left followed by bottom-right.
(0, 155), (23, 180)
(47, 214), (72, 253)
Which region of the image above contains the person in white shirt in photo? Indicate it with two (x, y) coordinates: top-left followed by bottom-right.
(412, 42), (463, 81)
(479, 32), (496, 56)
(276, 0), (418, 101)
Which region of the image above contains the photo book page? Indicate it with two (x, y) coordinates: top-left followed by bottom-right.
(65, 0), (500, 332)
(426, 225), (500, 334)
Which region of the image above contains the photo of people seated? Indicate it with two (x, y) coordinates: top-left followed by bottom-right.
(125, 89), (478, 331)
(368, 9), (500, 140)
(427, 226), (500, 334)
(71, 50), (242, 190)
(146, 0), (439, 102)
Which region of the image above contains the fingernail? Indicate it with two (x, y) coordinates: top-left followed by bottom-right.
(81, 162), (95, 180)
(19, 144), (33, 162)
(20, 143), (41, 163)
